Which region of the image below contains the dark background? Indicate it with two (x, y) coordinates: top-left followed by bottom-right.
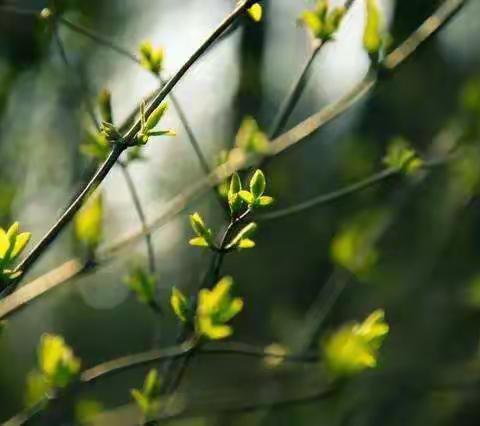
(1, 0), (480, 424)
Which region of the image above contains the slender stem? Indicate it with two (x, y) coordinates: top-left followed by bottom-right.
(52, 28), (100, 131)
(119, 163), (156, 273)
(12, 144), (124, 286)
(269, 42), (322, 139)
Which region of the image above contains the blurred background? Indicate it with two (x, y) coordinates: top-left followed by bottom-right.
(1, 0), (480, 424)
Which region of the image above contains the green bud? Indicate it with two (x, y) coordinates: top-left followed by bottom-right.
(145, 103), (168, 132)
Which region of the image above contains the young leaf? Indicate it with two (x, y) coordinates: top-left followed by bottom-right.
(322, 309), (389, 378)
(38, 334), (81, 388)
(235, 117), (269, 154)
(228, 173), (244, 215)
(250, 169), (266, 199)
(98, 89), (113, 124)
(124, 267), (157, 306)
(196, 276), (243, 340)
(74, 191), (103, 251)
(238, 190), (254, 205)
(189, 212), (213, 247)
(363, 0), (382, 55)
(247, 3), (263, 22)
(144, 103), (168, 132)
(227, 222), (257, 250)
(383, 137), (423, 175)
(170, 287), (190, 322)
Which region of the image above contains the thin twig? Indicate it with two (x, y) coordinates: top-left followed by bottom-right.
(119, 162), (156, 273)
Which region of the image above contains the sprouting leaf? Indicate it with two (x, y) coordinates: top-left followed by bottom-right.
(250, 169), (266, 199)
(98, 89), (113, 124)
(38, 334), (81, 388)
(196, 276), (243, 340)
(331, 211), (387, 277)
(170, 287), (191, 323)
(144, 103), (168, 132)
(100, 121), (122, 143)
(363, 0), (383, 55)
(258, 196), (274, 206)
(227, 222), (257, 250)
(139, 41), (165, 75)
(125, 267), (157, 306)
(247, 3), (263, 22)
(74, 191), (103, 251)
(383, 138), (423, 175)
(300, 0), (346, 41)
(235, 117), (269, 154)
(322, 309), (389, 378)
(131, 369), (162, 420)
(80, 132), (111, 162)
(189, 212), (213, 248)
(238, 190), (255, 205)
(228, 173), (244, 215)
(0, 222), (31, 282)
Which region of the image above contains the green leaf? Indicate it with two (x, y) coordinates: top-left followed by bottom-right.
(0, 228), (10, 259)
(144, 103), (168, 132)
(189, 212), (212, 246)
(139, 41), (164, 75)
(299, 1), (346, 40)
(238, 190), (254, 205)
(98, 89), (113, 124)
(189, 236), (210, 247)
(227, 222), (257, 250)
(80, 132), (111, 162)
(250, 169), (266, 199)
(383, 137), (423, 175)
(235, 117), (269, 154)
(75, 399), (103, 425)
(228, 173), (244, 215)
(38, 334), (81, 388)
(131, 389), (150, 415)
(247, 3), (262, 22)
(258, 195), (274, 207)
(74, 191), (103, 250)
(170, 287), (190, 322)
(363, 0), (382, 55)
(124, 267), (156, 305)
(322, 309), (389, 378)
(237, 238), (255, 249)
(196, 276), (243, 340)
(143, 369), (161, 397)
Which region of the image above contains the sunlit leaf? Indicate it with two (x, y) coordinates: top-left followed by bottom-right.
(247, 3), (263, 22)
(74, 191), (103, 251)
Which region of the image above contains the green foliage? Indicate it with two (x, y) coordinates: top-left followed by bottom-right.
(137, 102), (175, 145)
(124, 267), (157, 306)
(238, 169), (274, 209)
(80, 131), (111, 162)
(235, 116), (269, 154)
(189, 212), (214, 248)
(139, 41), (165, 75)
(382, 138), (423, 175)
(247, 3), (263, 22)
(0, 222), (31, 282)
(74, 191), (103, 251)
(300, 0), (346, 41)
(171, 277), (243, 340)
(197, 276), (244, 340)
(26, 334), (81, 406)
(131, 369), (162, 420)
(322, 310), (389, 378)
